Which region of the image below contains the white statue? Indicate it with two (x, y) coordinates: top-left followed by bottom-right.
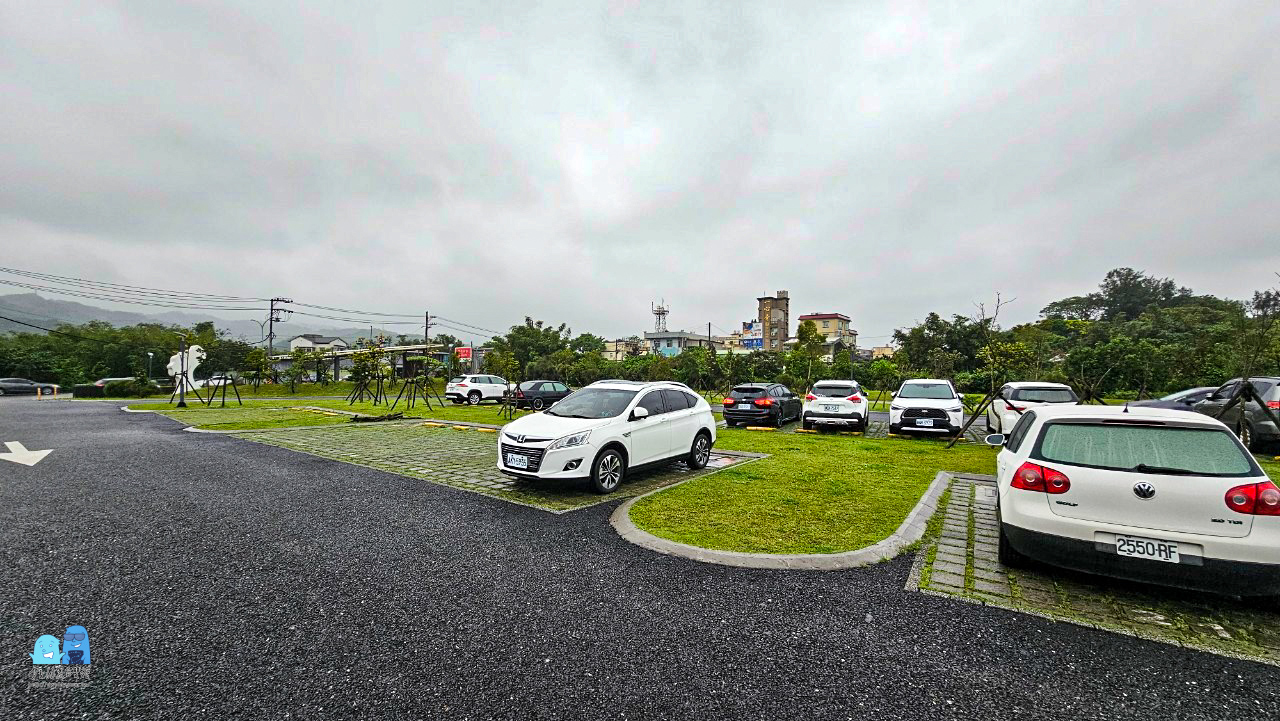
(166, 344), (206, 388)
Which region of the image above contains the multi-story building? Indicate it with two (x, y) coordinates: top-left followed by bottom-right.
(756, 290), (790, 352)
(288, 334), (350, 352)
(871, 345), (896, 359)
(790, 312), (858, 361)
(602, 338), (644, 361)
(644, 331), (725, 357)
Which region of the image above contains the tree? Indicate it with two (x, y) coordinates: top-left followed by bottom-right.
(283, 347), (314, 393)
(486, 318), (570, 373)
(568, 333), (606, 354)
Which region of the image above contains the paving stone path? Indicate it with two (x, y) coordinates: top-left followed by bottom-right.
(910, 474), (1280, 666)
(239, 422), (754, 513)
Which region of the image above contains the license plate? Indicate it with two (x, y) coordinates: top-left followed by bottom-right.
(915, 418), (934, 427)
(1115, 535), (1179, 563)
(822, 405), (841, 412)
(505, 453), (529, 469)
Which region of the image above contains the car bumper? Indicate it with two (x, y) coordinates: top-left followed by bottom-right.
(723, 408), (775, 424)
(1002, 523), (1280, 596)
(496, 443), (592, 479)
(802, 410), (865, 425)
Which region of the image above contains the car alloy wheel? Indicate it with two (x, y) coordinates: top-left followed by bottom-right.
(467, 391), (481, 405)
(591, 449), (624, 493)
(1239, 423), (1254, 451)
(688, 434), (710, 469)
(532, 398), (545, 410)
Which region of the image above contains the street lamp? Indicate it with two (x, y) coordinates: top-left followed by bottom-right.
(147, 352), (154, 381)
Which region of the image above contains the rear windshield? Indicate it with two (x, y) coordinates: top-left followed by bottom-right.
(1011, 388), (1077, 403)
(1034, 423), (1258, 477)
(449, 377), (464, 383)
(812, 385), (856, 397)
(898, 383), (954, 400)
(518, 381), (539, 390)
(730, 387), (766, 399)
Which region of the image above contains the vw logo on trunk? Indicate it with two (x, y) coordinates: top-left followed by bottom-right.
(1133, 482), (1156, 500)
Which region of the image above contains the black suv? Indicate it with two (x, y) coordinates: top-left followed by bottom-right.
(722, 383), (802, 428)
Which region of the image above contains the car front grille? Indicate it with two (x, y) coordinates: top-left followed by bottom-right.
(500, 443), (545, 472)
(903, 408), (948, 419)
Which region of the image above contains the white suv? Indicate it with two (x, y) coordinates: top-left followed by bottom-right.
(985, 381), (1079, 434)
(988, 405), (1279, 596)
(802, 380), (868, 431)
(446, 375), (509, 405)
(889, 378), (964, 435)
(496, 380), (717, 493)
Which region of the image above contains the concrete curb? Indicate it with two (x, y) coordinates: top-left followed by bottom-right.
(610, 471), (954, 571)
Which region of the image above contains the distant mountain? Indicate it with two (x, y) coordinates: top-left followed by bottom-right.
(0, 292), (417, 347)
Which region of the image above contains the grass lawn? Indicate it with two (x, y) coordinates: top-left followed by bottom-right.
(135, 397), (536, 430)
(628, 429), (1000, 555)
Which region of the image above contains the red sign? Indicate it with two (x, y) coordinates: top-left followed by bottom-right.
(455, 347), (472, 360)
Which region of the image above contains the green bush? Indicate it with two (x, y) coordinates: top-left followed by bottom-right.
(103, 379), (151, 398)
(73, 384), (104, 398)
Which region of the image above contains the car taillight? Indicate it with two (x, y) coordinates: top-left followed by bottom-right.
(723, 398), (736, 405)
(1004, 403), (1023, 412)
(1225, 482), (1280, 516)
(457, 383), (467, 387)
(1268, 401), (1280, 410)
(847, 394), (861, 402)
(805, 394), (816, 401)
(753, 398), (773, 407)
(516, 390), (524, 398)
(1011, 461), (1070, 494)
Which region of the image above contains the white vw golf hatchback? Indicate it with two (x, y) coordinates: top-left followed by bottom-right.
(988, 405), (1280, 596)
(497, 380), (718, 493)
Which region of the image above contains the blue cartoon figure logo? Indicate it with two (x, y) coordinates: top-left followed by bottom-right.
(61, 626), (90, 665)
(30, 635), (61, 664)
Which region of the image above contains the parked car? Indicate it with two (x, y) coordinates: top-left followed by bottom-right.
(513, 380), (572, 410)
(801, 380), (868, 431)
(889, 378), (964, 435)
(1131, 386), (1217, 411)
(986, 404), (1279, 596)
(93, 377), (135, 387)
(445, 374), (510, 405)
(985, 382), (1079, 434)
(1192, 377), (1280, 450)
(721, 383), (802, 428)
(0, 377), (59, 396)
(496, 380), (717, 493)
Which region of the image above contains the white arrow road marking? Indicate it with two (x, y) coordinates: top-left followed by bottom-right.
(0, 441), (53, 466)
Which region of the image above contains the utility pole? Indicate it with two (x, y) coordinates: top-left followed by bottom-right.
(424, 312), (433, 345)
(266, 297), (292, 356)
(176, 336), (187, 408)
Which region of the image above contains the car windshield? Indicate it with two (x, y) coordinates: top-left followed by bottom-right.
(518, 381), (539, 390)
(730, 387), (766, 399)
(1011, 388), (1077, 403)
(1035, 423), (1258, 476)
(898, 383), (954, 400)
(812, 385), (855, 397)
(544, 388), (638, 418)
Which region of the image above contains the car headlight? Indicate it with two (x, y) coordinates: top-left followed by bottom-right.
(548, 430), (592, 450)
(890, 405), (904, 411)
(946, 405), (963, 413)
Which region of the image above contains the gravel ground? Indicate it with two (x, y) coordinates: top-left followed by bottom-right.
(2, 398), (1278, 719)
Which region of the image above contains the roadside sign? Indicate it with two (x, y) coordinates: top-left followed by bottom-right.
(455, 347), (472, 360)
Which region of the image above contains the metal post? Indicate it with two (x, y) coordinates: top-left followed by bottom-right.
(181, 340), (188, 403)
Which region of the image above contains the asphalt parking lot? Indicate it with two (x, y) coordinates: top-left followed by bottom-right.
(3, 398), (1279, 719)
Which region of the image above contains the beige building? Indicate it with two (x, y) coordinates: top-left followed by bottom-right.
(756, 290), (790, 352)
(602, 338), (643, 361)
(871, 345), (896, 359)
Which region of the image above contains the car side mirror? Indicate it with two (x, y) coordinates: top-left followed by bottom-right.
(984, 434), (1006, 447)
(890, 392), (896, 398)
(631, 406), (650, 421)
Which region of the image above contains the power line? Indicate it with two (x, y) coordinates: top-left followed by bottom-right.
(288, 301), (420, 318)
(0, 314), (112, 344)
(431, 315), (503, 336)
(0, 278), (268, 311)
(0, 266), (267, 301)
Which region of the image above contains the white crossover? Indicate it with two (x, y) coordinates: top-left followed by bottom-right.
(889, 378), (964, 435)
(497, 380), (718, 493)
(446, 374), (510, 405)
(801, 380), (869, 431)
(988, 405), (1280, 596)
(985, 381), (1079, 434)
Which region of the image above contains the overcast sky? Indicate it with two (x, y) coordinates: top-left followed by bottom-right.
(2, 1), (1278, 344)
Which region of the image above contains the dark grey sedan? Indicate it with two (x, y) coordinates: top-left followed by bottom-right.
(513, 380), (572, 410)
(0, 377), (59, 396)
(1130, 386), (1216, 411)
